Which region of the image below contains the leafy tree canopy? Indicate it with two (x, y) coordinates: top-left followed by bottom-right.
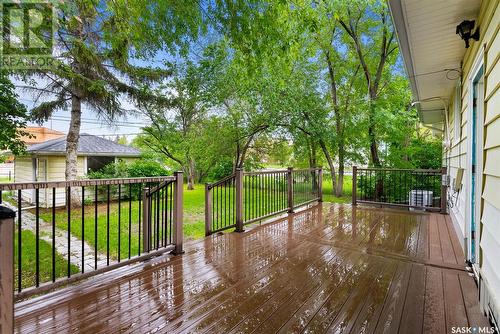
(0, 72), (30, 155)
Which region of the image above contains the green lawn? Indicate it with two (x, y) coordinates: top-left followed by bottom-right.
(0, 176), (11, 183)
(38, 185), (208, 264)
(15, 229), (79, 290)
(322, 174), (352, 204)
(26, 177), (352, 276)
(8, 176), (352, 290)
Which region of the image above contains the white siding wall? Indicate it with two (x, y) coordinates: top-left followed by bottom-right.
(445, 0), (500, 326)
(47, 156), (86, 207)
(480, 0), (500, 323)
(14, 157), (35, 204)
(446, 83), (467, 243)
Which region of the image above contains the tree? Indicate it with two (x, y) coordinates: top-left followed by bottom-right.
(0, 72), (30, 155)
(20, 1), (203, 183)
(138, 63), (208, 189)
(337, 0), (398, 166)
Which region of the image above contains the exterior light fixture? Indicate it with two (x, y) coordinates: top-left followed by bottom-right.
(456, 20), (480, 48)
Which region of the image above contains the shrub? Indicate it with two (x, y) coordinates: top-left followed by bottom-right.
(87, 160), (128, 179)
(126, 160), (170, 177)
(209, 158), (233, 181)
(87, 159), (170, 201)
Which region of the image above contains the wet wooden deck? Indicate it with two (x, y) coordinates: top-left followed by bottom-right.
(14, 203), (490, 333)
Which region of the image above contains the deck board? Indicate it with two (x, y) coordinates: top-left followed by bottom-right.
(14, 203), (489, 333)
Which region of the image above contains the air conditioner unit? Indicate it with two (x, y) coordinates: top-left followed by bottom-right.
(409, 190), (433, 208)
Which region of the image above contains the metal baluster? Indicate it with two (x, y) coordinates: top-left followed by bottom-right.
(211, 184), (215, 232)
(128, 184), (132, 259)
(36, 188), (40, 286)
(169, 182), (173, 244)
(66, 187), (70, 278)
(94, 185), (98, 270)
(156, 184), (160, 250)
(118, 184), (121, 262)
(82, 186), (85, 272)
(52, 188), (56, 282)
(138, 184), (141, 256)
(224, 180), (227, 228)
(106, 185), (110, 265)
(17, 189), (21, 292)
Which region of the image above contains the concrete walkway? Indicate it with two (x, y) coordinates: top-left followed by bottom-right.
(4, 202), (108, 272)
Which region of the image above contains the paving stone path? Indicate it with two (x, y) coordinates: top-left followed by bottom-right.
(4, 202), (108, 271)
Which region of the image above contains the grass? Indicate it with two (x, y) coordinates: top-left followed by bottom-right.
(36, 177), (353, 256)
(37, 185), (208, 264)
(322, 175), (352, 204)
(14, 229), (79, 290)
(18, 176), (352, 281)
(6, 175), (352, 291)
(0, 176), (11, 183)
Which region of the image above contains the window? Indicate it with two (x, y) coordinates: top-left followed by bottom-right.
(87, 156), (115, 173)
(454, 81), (462, 144)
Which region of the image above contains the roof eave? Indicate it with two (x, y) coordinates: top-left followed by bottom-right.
(388, 0), (426, 124)
(25, 151), (141, 157)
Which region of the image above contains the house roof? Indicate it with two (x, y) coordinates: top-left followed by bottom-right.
(20, 127), (65, 145)
(388, 0), (481, 125)
(26, 134), (141, 157)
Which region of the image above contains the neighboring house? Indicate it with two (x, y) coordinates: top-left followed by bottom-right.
(15, 134), (141, 207)
(0, 127), (64, 178)
(21, 127), (65, 146)
(389, 0), (499, 328)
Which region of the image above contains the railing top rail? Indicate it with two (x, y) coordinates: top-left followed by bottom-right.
(292, 168), (322, 173)
(147, 179), (176, 195)
(244, 170), (288, 176)
(207, 173), (236, 189)
(0, 176), (175, 191)
(356, 167), (442, 173)
(244, 167), (322, 176)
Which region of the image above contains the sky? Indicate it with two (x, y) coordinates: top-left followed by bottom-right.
(12, 5), (217, 142)
(16, 88), (151, 141)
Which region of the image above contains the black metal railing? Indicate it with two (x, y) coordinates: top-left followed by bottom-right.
(244, 170), (289, 224)
(352, 166), (446, 212)
(0, 173), (183, 299)
(205, 167), (323, 235)
(205, 174), (237, 233)
(292, 168), (322, 207)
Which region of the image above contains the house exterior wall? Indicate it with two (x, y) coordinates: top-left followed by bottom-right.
(46, 156), (86, 207)
(445, 0), (500, 326)
(14, 155), (138, 207)
(14, 156), (35, 204)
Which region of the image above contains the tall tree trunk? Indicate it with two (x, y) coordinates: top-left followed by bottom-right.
(335, 140), (345, 197)
(235, 134), (254, 170)
(308, 139), (317, 168)
(319, 140), (336, 195)
(368, 101), (383, 199)
(368, 102), (381, 166)
(66, 94), (82, 206)
(187, 158), (195, 190)
(65, 95), (81, 181)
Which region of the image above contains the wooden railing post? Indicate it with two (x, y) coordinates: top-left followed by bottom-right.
(142, 187), (150, 253)
(205, 183), (212, 236)
(352, 166), (357, 206)
(0, 206), (15, 334)
(172, 171), (184, 254)
(318, 167), (323, 202)
(441, 166), (448, 214)
(235, 168), (244, 233)
(287, 167), (294, 213)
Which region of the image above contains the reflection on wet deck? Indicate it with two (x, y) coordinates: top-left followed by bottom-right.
(14, 203), (489, 333)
